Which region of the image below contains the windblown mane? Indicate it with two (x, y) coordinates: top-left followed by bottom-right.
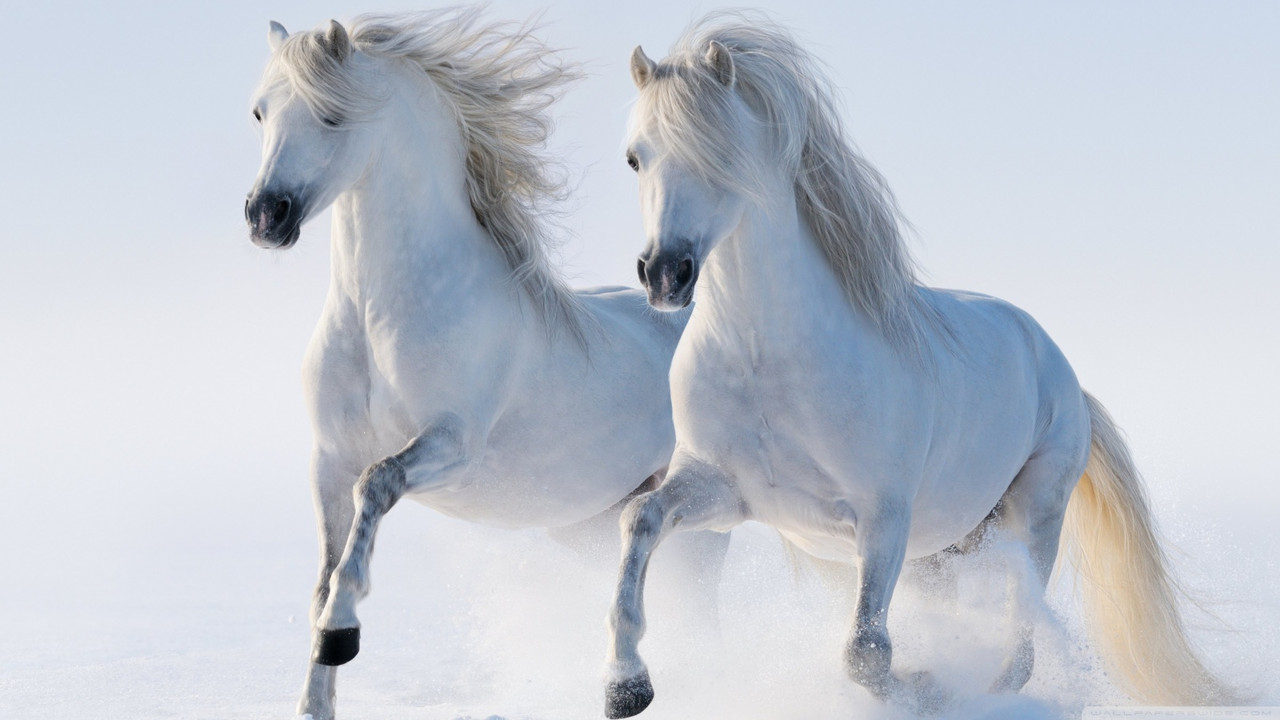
(638, 11), (946, 353)
(265, 8), (587, 344)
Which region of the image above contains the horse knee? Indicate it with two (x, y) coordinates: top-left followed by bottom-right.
(620, 492), (666, 540)
(319, 457), (407, 624)
(354, 457), (407, 514)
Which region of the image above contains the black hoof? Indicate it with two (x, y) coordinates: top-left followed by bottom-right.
(605, 671), (654, 719)
(314, 627), (360, 666)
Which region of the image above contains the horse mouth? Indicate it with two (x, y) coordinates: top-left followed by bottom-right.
(250, 224), (301, 249)
(646, 284), (695, 311)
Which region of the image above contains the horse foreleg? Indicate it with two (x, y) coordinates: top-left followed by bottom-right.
(297, 450), (357, 720)
(605, 457), (742, 719)
(313, 417), (468, 667)
(844, 500), (946, 713)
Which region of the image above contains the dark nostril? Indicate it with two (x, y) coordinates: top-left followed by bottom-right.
(636, 257), (647, 285)
(675, 258), (693, 285)
(272, 197), (292, 224)
(244, 198), (251, 221)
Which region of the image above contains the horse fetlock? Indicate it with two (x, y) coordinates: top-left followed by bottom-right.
(335, 560), (371, 600)
(317, 580), (363, 633)
(605, 669), (654, 719)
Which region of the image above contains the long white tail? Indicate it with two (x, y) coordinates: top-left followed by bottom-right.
(1060, 391), (1237, 704)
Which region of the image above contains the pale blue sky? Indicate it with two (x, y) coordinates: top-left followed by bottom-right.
(0, 0), (1276, 684)
(2, 1), (1276, 526)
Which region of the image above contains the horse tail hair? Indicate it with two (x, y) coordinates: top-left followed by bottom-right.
(1059, 390), (1239, 704)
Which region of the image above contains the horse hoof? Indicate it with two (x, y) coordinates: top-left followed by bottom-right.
(897, 670), (948, 716)
(605, 671), (654, 718)
(314, 627), (360, 666)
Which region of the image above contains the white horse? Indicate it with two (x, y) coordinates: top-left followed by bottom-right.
(604, 13), (1237, 717)
(244, 11), (726, 720)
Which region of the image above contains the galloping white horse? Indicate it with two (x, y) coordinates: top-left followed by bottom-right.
(604, 13), (1236, 716)
(244, 11), (725, 720)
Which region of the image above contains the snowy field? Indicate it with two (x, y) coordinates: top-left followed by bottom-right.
(1, 1), (1277, 718)
(2, 475), (1276, 719)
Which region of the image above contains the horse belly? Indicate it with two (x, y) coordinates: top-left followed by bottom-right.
(672, 339), (1023, 562)
(404, 464), (602, 528)
(407, 323), (680, 529)
(405, 414), (668, 530)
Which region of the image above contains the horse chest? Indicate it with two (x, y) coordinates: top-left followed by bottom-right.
(672, 316), (920, 540)
(676, 344), (842, 496)
(676, 322), (861, 445)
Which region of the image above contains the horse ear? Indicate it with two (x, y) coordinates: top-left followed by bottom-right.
(704, 41), (735, 88)
(268, 21), (288, 51)
(631, 46), (657, 89)
(322, 20), (351, 62)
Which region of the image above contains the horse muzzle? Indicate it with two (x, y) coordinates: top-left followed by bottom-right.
(637, 248), (698, 311)
(245, 188), (303, 249)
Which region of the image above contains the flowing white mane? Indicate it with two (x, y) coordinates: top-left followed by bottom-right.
(636, 11), (945, 352)
(264, 8), (587, 343)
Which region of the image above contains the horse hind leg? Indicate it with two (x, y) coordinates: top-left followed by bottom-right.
(986, 451), (1081, 694)
(907, 502), (1001, 602)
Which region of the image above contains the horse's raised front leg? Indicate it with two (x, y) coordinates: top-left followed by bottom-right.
(605, 456), (742, 719)
(312, 416), (468, 667)
(844, 499), (947, 714)
(297, 450), (358, 720)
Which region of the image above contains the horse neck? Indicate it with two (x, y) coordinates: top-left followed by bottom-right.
(329, 78), (508, 309)
(699, 179), (873, 339)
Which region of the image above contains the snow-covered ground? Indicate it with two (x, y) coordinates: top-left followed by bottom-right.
(3, 458), (1275, 719)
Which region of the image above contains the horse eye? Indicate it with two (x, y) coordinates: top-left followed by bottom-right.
(322, 116), (342, 128)
(626, 153), (639, 172)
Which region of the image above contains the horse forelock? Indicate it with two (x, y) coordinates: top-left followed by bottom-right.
(633, 63), (764, 200)
(643, 11), (945, 355)
(264, 8), (588, 346)
(263, 28), (382, 126)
